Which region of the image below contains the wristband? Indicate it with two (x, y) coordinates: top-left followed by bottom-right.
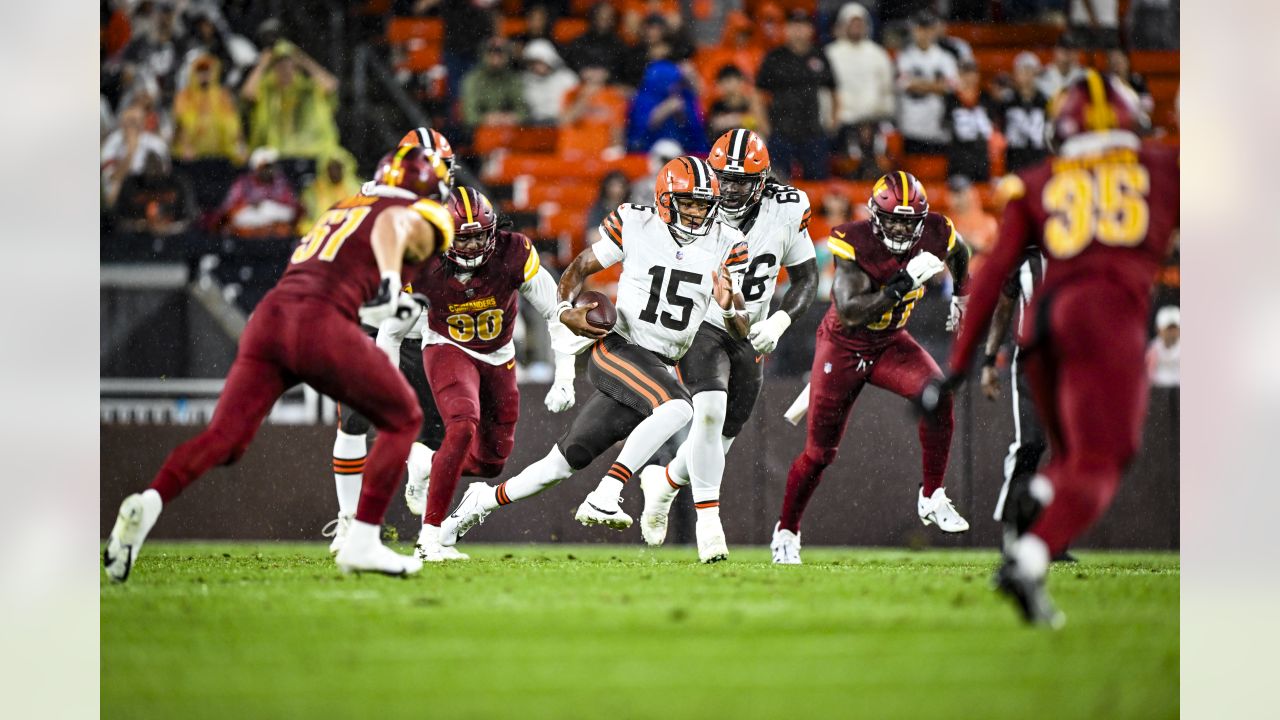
(770, 311), (793, 332)
(380, 270), (401, 293)
(555, 300), (573, 321)
(721, 305), (739, 320)
(983, 352), (998, 368)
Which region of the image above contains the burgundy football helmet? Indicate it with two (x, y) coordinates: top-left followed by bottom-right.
(1046, 69), (1148, 152)
(446, 186), (499, 268)
(867, 171), (929, 254)
(373, 145), (450, 203)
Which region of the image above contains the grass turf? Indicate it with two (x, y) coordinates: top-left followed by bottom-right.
(101, 543), (1178, 719)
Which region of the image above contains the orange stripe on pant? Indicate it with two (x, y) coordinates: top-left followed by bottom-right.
(598, 342), (672, 405)
(694, 500), (719, 509)
(592, 343), (661, 409)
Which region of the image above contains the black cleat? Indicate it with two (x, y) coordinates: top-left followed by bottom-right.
(993, 560), (1065, 629)
(1052, 550), (1078, 563)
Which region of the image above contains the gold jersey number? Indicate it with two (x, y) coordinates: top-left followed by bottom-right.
(291, 207), (372, 264)
(445, 309), (504, 343)
(867, 287), (926, 331)
(1042, 163), (1150, 260)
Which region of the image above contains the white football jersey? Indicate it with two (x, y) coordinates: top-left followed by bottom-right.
(592, 204), (748, 361)
(703, 181), (817, 331)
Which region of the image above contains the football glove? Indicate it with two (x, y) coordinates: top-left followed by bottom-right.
(748, 311), (792, 354)
(543, 351), (577, 413)
(359, 273), (418, 326)
(946, 294), (969, 333)
(905, 252), (946, 288)
(885, 270), (915, 301)
(915, 374), (964, 419)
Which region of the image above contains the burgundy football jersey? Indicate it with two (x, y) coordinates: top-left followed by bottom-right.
(272, 192), (453, 318)
(416, 230), (541, 355)
(950, 141), (1180, 370)
(820, 213), (960, 352)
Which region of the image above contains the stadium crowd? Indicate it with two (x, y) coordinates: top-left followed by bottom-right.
(101, 0), (1179, 370)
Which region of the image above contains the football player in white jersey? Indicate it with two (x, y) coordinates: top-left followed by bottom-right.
(636, 129), (819, 562)
(438, 156), (751, 546)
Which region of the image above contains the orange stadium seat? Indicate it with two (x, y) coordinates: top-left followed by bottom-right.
(901, 155), (948, 183)
(498, 18), (527, 37)
(486, 153), (649, 185)
(1130, 51), (1180, 78)
(557, 124), (613, 160)
(402, 44), (442, 72)
(386, 17), (443, 44)
(473, 126), (560, 155)
(525, 181), (600, 209)
(946, 23), (1061, 48)
(553, 18), (589, 44)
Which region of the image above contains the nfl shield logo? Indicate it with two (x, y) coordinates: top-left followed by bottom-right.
(823, 362), (832, 374)
(675, 250), (684, 260)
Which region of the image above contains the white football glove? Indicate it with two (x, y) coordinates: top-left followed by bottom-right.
(783, 382), (811, 425)
(543, 351), (576, 413)
(946, 294), (969, 333)
(905, 252), (946, 289)
(359, 272), (418, 325)
(748, 311), (792, 354)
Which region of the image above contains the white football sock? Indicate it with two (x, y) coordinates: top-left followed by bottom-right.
(407, 442), (434, 483)
(687, 392), (728, 505)
(332, 430), (366, 516)
(603, 399), (694, 495)
(668, 433), (735, 487)
(1012, 533), (1051, 580)
(417, 524), (441, 547)
(490, 446), (574, 509)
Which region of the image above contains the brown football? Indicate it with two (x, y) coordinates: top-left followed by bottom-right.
(574, 290), (617, 331)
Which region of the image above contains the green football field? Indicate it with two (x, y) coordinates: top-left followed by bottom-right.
(101, 543), (1178, 719)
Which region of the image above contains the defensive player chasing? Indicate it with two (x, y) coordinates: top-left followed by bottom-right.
(636, 129), (818, 562)
(932, 70), (1179, 626)
(327, 127), (455, 555)
(439, 156), (749, 545)
(104, 146), (455, 580)
(772, 171), (972, 564)
(398, 186), (577, 561)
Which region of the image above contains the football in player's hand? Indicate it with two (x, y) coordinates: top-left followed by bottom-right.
(574, 290), (617, 331)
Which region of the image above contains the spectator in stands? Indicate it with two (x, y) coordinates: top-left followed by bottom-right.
(560, 62), (627, 154)
(585, 170), (631, 249)
(300, 149), (362, 231)
(1147, 306), (1180, 388)
(1128, 0), (1179, 50)
(179, 9), (248, 91)
(826, 4), (895, 130)
(946, 175), (997, 277)
(935, 17), (976, 66)
(461, 38), (528, 129)
(563, 3), (624, 76)
(943, 61), (995, 181)
(121, 1), (182, 105)
(522, 40), (578, 125)
(171, 54), (245, 164)
(1107, 48), (1155, 116)
(618, 14), (676, 88)
(214, 147), (301, 238)
(438, 0), (499, 97)
(997, 52), (1051, 173)
(511, 3), (559, 60)
(808, 183), (854, 244)
(756, 10), (836, 179)
(112, 150), (198, 236)
(706, 65), (770, 140)
(626, 60), (707, 154)
(241, 40), (341, 161)
(102, 103), (171, 208)
(1038, 36), (1084, 99)
(895, 11), (958, 155)
(1069, 0), (1120, 49)
(631, 138), (683, 205)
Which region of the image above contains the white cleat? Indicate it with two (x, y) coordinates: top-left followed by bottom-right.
(404, 444), (433, 516)
(770, 522), (802, 565)
(322, 513), (352, 556)
(103, 491), (163, 583)
(415, 524), (470, 562)
(575, 488), (633, 530)
(439, 482), (492, 546)
(918, 487), (971, 533)
(639, 465), (679, 546)
(695, 510), (728, 563)
(335, 538), (422, 576)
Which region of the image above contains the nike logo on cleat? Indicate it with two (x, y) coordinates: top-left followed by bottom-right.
(587, 502), (618, 515)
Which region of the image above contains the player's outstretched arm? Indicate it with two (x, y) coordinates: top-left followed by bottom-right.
(832, 257), (911, 329)
(779, 258), (819, 320)
(944, 235), (971, 333)
(980, 291), (1017, 400)
(361, 207), (437, 325)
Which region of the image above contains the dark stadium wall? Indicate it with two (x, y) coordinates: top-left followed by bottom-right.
(100, 378), (1180, 550)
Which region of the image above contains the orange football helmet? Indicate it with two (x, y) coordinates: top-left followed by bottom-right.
(373, 145), (451, 203)
(867, 171), (929, 254)
(399, 127), (456, 187)
(654, 156), (721, 243)
(707, 129), (771, 219)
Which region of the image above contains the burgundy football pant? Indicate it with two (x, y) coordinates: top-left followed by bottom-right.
(1022, 282), (1149, 556)
(149, 295), (423, 525)
(779, 327), (953, 533)
(421, 343), (519, 526)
